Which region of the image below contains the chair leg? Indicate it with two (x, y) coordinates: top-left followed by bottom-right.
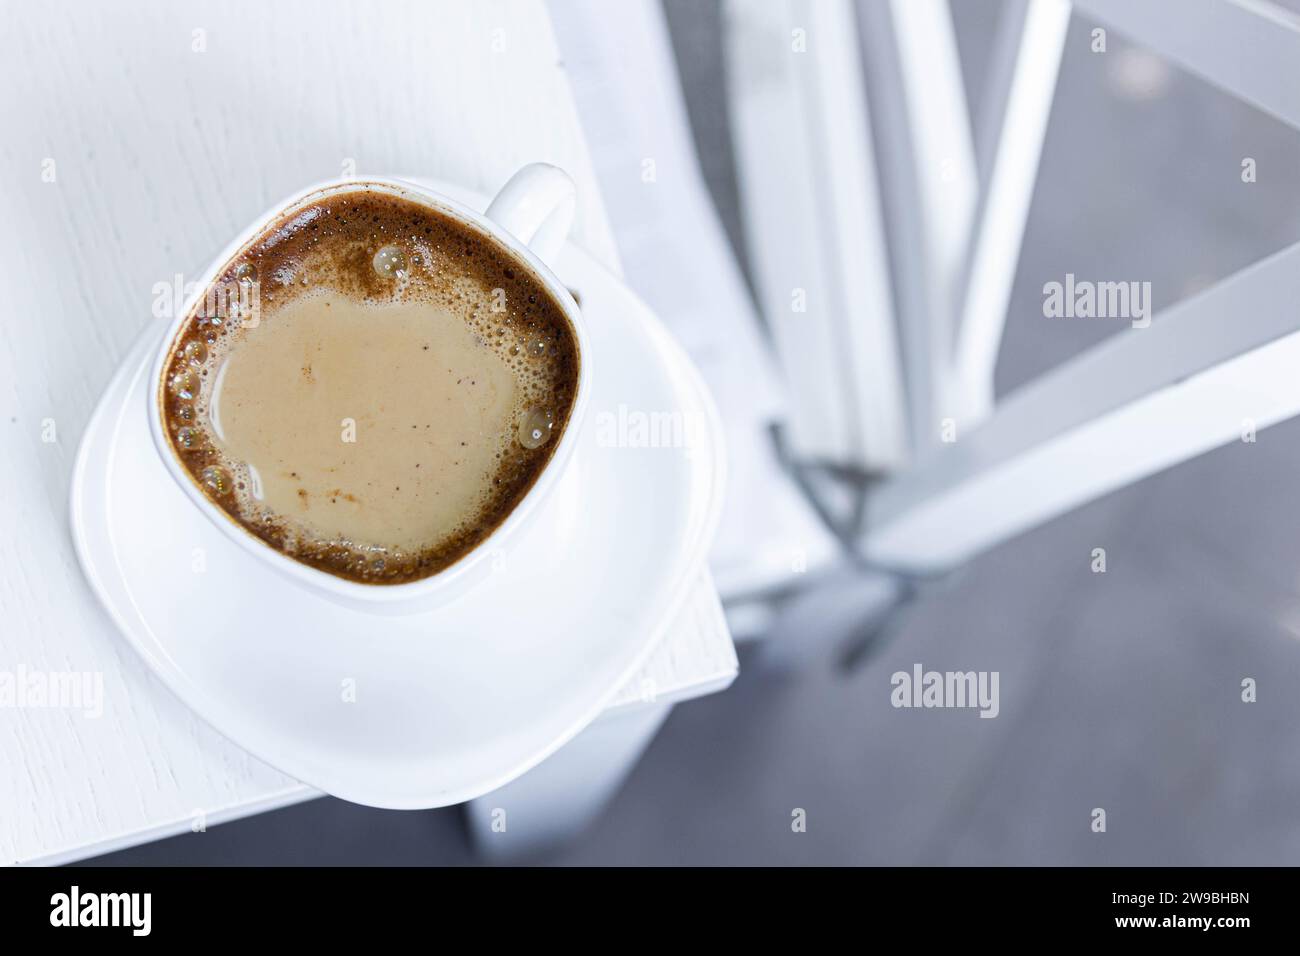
(752, 563), (906, 674)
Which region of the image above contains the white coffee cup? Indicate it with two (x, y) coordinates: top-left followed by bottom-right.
(146, 164), (589, 614)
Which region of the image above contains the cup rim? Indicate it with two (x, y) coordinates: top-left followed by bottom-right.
(146, 175), (591, 606)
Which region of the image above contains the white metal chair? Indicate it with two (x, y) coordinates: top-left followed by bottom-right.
(721, 0), (1300, 653)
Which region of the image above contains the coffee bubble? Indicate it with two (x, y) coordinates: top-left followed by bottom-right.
(372, 245), (407, 279)
(171, 370), (198, 400)
(200, 465), (233, 496)
(184, 340), (208, 367)
(517, 407), (552, 449)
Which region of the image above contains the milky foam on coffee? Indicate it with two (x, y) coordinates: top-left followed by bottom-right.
(158, 185), (580, 584)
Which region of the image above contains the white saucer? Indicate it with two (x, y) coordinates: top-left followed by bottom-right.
(70, 185), (725, 809)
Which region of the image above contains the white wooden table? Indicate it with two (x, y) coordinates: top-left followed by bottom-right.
(0, 0), (736, 865)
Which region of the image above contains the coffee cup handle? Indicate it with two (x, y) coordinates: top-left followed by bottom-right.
(484, 163), (577, 270)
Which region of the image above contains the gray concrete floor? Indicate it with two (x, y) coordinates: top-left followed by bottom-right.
(85, 1), (1300, 865)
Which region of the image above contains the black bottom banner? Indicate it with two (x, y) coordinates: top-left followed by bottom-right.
(0, 865), (1275, 939)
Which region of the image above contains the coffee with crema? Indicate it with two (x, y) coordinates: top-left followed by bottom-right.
(158, 186), (580, 584)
